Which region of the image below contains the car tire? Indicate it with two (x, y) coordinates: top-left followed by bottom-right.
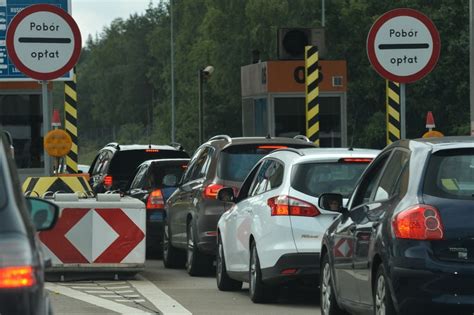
(216, 234), (242, 291)
(249, 241), (277, 303)
(374, 264), (396, 315)
(186, 219), (212, 276)
(162, 216), (185, 268)
(320, 253), (347, 315)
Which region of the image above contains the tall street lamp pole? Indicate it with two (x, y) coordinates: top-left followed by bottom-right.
(170, 0), (176, 142)
(198, 65), (214, 144)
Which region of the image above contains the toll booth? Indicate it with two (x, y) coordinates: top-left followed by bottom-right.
(241, 60), (347, 147)
(0, 82), (52, 181)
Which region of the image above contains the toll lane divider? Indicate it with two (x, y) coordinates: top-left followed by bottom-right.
(39, 194), (146, 272)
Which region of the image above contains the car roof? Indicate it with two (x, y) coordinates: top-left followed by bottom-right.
(102, 144), (183, 152)
(138, 158), (190, 167)
(204, 136), (315, 150)
(393, 136), (474, 153)
(266, 147), (381, 164)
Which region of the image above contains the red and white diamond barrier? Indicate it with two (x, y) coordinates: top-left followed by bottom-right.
(39, 197), (145, 271)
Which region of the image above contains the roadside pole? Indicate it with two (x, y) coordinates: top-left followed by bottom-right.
(386, 80), (401, 144)
(305, 45), (320, 146)
(41, 81), (51, 175)
(400, 83), (406, 139)
(470, 0), (474, 135)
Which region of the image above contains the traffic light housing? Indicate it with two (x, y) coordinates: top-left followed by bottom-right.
(277, 28), (326, 60)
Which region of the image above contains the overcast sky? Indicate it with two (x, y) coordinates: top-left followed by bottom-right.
(72, 0), (153, 43)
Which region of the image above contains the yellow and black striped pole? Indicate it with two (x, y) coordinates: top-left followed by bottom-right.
(65, 69), (78, 173)
(386, 80), (401, 145)
(305, 46), (320, 146)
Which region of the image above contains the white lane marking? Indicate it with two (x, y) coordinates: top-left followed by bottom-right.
(97, 282), (128, 286)
(46, 283), (151, 314)
(130, 275), (192, 315)
(100, 294), (121, 298)
(85, 290), (111, 294)
(71, 286), (100, 290)
(124, 294), (140, 298)
(115, 299), (146, 303)
(106, 286), (131, 290)
(115, 290), (135, 294)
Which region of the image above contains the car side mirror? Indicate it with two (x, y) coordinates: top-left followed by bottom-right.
(319, 193), (345, 213)
(25, 197), (59, 231)
(217, 187), (235, 203)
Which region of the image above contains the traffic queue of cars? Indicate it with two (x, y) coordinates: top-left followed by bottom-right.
(83, 135), (474, 314)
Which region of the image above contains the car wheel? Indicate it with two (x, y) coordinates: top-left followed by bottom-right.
(249, 241), (277, 303)
(186, 219), (212, 276)
(216, 235), (242, 291)
(374, 264), (396, 315)
(320, 253), (346, 315)
(162, 216), (185, 268)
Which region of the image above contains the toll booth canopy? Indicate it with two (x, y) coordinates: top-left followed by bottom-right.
(241, 60), (347, 147)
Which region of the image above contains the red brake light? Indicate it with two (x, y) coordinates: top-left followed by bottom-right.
(104, 175), (113, 188)
(393, 205), (444, 240)
(146, 189), (165, 209)
(181, 165), (188, 169)
(0, 266), (36, 288)
(258, 145), (288, 150)
(339, 158), (373, 163)
(146, 149), (160, 153)
(203, 184), (224, 199)
(268, 196), (320, 217)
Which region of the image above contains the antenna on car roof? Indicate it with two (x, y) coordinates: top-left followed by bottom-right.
(266, 134), (271, 139)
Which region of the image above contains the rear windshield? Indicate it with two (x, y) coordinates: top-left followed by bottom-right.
(218, 144), (310, 182)
(291, 162), (370, 198)
(151, 163), (188, 187)
(110, 150), (189, 179)
(423, 148), (474, 200)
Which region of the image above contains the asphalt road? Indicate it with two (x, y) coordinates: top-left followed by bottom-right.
(48, 259), (321, 315)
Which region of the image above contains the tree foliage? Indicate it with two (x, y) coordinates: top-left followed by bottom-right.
(75, 0), (469, 160)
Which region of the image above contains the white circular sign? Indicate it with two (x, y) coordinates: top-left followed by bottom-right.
(367, 8), (440, 83)
(6, 4), (81, 81)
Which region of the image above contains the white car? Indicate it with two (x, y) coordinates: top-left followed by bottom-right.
(216, 147), (380, 302)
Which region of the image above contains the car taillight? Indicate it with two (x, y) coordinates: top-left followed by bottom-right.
(104, 175), (113, 188)
(146, 149), (160, 153)
(146, 189), (165, 209)
(393, 204), (444, 240)
(203, 184), (224, 199)
(0, 266), (36, 288)
(257, 145), (288, 150)
(268, 196), (320, 217)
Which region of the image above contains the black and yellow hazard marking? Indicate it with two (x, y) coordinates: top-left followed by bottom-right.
(65, 69), (78, 173)
(22, 176), (92, 197)
(386, 80), (401, 145)
(305, 46), (320, 146)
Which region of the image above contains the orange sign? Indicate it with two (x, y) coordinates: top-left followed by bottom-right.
(44, 129), (72, 157)
(422, 130), (444, 138)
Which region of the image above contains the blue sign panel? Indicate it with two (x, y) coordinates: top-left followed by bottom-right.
(0, 0), (71, 81)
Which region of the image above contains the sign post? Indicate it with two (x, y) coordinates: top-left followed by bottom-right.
(367, 8), (440, 140)
(6, 4), (81, 175)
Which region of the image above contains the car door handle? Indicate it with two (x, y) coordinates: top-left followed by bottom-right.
(245, 208), (252, 214)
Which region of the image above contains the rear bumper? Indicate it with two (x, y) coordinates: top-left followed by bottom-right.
(390, 243), (474, 314)
(260, 252), (320, 285)
(146, 210), (165, 251)
(196, 202), (231, 256)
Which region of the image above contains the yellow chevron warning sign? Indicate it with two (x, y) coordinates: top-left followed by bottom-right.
(22, 176), (92, 197)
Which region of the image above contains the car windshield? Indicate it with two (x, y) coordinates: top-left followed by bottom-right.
(423, 148), (474, 200)
(218, 144), (305, 182)
(151, 163), (188, 187)
(291, 162), (370, 198)
(109, 150), (189, 179)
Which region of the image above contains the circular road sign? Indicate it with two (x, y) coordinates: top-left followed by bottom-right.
(367, 8), (440, 83)
(44, 129), (72, 157)
(6, 4), (81, 81)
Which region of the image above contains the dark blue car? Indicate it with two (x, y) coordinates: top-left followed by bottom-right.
(127, 158), (190, 256)
(319, 137), (474, 315)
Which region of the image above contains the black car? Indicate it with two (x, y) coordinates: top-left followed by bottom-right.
(163, 135), (315, 276)
(127, 158), (190, 256)
(319, 137), (474, 315)
(0, 130), (59, 315)
(88, 143), (189, 193)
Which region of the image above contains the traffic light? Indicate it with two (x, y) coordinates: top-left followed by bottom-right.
(277, 28), (326, 60)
